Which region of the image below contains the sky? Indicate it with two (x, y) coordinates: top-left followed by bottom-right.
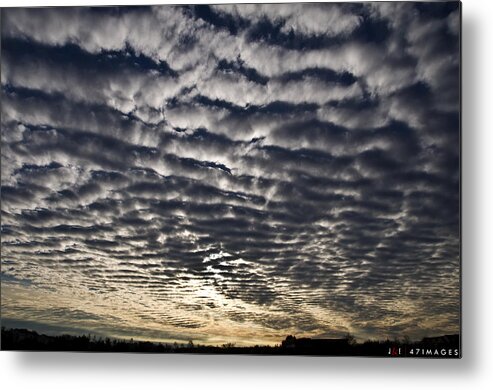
(0, 2), (460, 346)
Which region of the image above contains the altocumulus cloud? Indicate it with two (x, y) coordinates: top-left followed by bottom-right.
(1, 2), (460, 345)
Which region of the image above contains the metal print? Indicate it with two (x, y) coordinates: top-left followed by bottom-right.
(0, 2), (461, 357)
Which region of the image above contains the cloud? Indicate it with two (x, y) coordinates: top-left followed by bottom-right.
(1, 3), (460, 345)
(212, 3), (363, 37)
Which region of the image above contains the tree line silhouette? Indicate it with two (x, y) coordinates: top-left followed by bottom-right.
(0, 327), (460, 357)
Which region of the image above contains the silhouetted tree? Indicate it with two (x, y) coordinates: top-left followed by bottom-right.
(344, 333), (356, 346)
(0, 327), (460, 357)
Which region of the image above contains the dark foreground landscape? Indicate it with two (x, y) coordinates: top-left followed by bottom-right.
(1, 328), (460, 358)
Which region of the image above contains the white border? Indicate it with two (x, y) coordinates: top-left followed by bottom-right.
(2, 1), (492, 389)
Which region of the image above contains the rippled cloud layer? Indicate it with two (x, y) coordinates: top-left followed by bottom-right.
(1, 2), (460, 345)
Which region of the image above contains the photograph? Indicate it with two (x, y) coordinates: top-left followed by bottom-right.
(1, 1), (461, 357)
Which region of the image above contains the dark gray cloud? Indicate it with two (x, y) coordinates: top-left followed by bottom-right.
(1, 3), (460, 344)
